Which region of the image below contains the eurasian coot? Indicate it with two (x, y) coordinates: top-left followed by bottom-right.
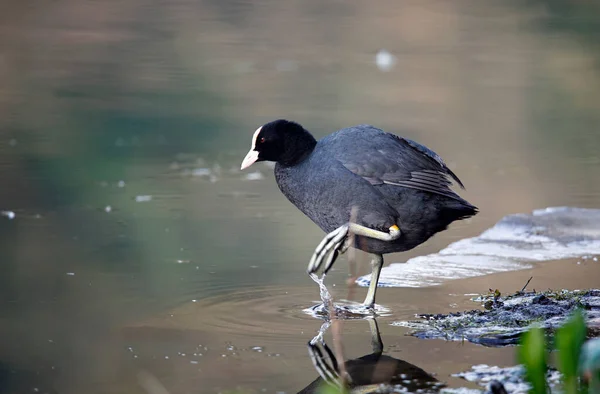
(241, 119), (477, 308)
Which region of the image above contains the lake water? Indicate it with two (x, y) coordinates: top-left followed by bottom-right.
(1, 1), (600, 393)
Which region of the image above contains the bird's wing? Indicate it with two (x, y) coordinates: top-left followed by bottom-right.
(335, 132), (466, 201)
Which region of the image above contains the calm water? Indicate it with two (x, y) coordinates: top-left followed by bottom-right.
(1, 1), (600, 393)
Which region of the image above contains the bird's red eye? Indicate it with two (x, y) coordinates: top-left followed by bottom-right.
(260, 137), (266, 143)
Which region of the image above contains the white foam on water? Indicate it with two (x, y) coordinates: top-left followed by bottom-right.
(358, 207), (600, 288)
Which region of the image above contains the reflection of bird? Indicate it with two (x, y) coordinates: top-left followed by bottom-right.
(241, 120), (477, 307)
(297, 319), (441, 393)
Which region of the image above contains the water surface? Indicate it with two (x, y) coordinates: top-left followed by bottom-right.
(1, 1), (600, 393)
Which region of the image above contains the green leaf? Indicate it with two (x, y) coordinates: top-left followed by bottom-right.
(556, 310), (587, 394)
(518, 326), (547, 394)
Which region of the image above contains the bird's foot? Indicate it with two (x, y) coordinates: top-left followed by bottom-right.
(307, 224), (349, 275)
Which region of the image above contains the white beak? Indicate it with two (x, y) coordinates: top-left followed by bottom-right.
(240, 149), (259, 170)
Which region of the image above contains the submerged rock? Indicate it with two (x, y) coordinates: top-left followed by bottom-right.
(394, 289), (600, 346)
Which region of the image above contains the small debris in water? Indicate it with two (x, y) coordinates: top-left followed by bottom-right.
(190, 360), (198, 364)
(104, 205), (112, 213)
(117, 180), (126, 188)
(251, 346), (263, 352)
(1, 210), (15, 220)
(244, 171), (264, 181)
(375, 49), (396, 72)
(66, 272), (75, 276)
(135, 195), (152, 202)
(9, 138), (17, 147)
(164, 356), (169, 359)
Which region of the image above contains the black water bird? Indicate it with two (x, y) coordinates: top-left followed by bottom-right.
(241, 119), (477, 307)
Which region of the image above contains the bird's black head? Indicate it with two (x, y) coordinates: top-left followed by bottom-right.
(240, 119), (317, 169)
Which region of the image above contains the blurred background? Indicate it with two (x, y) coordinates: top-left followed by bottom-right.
(1, 0), (600, 393)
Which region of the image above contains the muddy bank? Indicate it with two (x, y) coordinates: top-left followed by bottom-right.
(394, 289), (600, 346)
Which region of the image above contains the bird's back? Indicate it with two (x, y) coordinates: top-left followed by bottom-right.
(275, 125), (477, 254)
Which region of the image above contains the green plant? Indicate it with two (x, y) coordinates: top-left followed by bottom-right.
(519, 326), (548, 394)
(556, 310), (587, 394)
(519, 309), (593, 394)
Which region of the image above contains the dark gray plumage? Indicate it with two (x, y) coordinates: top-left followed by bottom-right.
(273, 123), (477, 254)
(241, 119), (477, 307)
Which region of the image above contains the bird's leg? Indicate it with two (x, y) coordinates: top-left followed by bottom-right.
(307, 225), (348, 275)
(363, 254), (384, 308)
(307, 223), (400, 276)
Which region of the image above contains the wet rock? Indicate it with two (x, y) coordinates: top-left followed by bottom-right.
(393, 289), (600, 346)
(532, 294), (553, 305)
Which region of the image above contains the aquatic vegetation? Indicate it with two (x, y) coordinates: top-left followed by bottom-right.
(518, 310), (599, 394)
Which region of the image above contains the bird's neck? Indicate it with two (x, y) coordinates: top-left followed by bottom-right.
(279, 129), (317, 166)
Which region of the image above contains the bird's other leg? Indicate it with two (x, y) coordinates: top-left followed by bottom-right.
(307, 224), (400, 276)
(363, 254), (383, 308)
